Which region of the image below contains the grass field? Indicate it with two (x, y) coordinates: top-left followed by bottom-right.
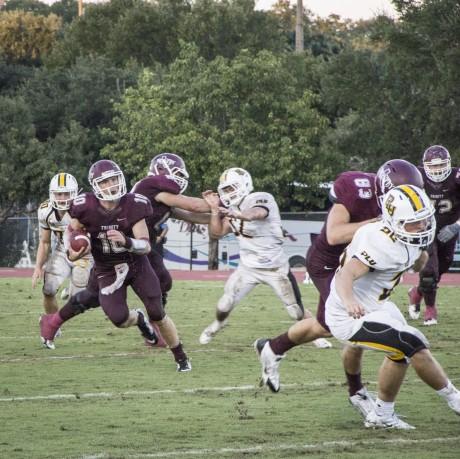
(0, 278), (459, 459)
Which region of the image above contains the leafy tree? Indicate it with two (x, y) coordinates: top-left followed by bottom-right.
(181, 0), (286, 60)
(20, 56), (139, 142)
(103, 44), (333, 209)
(3, 0), (50, 15)
(0, 96), (46, 220)
(49, 0), (78, 24)
(0, 56), (34, 95)
(0, 10), (61, 63)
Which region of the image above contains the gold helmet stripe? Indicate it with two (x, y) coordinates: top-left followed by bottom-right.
(58, 173), (66, 188)
(399, 185), (423, 211)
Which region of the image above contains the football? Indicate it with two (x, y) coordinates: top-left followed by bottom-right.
(69, 229), (91, 252)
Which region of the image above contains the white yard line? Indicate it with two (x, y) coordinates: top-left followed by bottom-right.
(79, 436), (460, 459)
(0, 383), (316, 402)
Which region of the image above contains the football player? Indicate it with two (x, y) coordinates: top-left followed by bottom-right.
(40, 160), (191, 371)
(408, 145), (460, 325)
(254, 159), (423, 419)
(199, 168), (318, 345)
(32, 173), (92, 313)
(39, 155), (210, 356)
(325, 185), (460, 428)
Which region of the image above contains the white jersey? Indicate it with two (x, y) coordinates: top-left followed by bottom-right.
(38, 200), (71, 252)
(328, 221), (421, 315)
(228, 192), (287, 269)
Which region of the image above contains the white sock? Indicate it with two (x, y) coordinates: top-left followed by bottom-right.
(375, 398), (395, 417)
(437, 380), (458, 401)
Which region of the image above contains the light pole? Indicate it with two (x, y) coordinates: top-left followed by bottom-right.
(295, 0), (304, 52)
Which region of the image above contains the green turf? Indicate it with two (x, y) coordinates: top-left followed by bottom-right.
(0, 278), (459, 459)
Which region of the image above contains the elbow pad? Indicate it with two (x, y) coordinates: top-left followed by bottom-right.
(125, 237), (150, 255)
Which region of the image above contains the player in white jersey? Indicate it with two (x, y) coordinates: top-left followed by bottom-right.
(32, 173), (92, 314)
(199, 167), (312, 345)
(325, 185), (460, 429)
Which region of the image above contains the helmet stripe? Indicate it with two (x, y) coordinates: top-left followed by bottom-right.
(58, 173), (66, 187)
(399, 185), (423, 211)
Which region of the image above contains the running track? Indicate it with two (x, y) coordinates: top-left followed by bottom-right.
(1, 268), (459, 285)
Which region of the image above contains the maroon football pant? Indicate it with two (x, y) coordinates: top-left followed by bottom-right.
(97, 256), (164, 327)
(306, 248), (336, 332)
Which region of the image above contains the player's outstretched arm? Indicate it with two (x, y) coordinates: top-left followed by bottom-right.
(222, 206), (268, 221)
(335, 258), (369, 319)
(326, 204), (380, 246)
(171, 208), (211, 224)
(156, 192), (211, 213)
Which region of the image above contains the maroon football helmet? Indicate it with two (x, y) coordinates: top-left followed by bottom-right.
(375, 159), (424, 206)
(149, 153), (189, 193)
(88, 159), (126, 201)
(422, 145), (451, 182)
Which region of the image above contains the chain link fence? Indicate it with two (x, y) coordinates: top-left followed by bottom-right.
(1, 215), (459, 271)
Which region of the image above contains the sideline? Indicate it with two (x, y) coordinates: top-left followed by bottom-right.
(1, 268), (459, 285)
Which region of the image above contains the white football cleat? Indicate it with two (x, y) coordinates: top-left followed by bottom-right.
(313, 338), (332, 349)
(408, 304), (420, 320)
(349, 387), (376, 418)
(364, 410), (415, 430)
(447, 390), (460, 415)
(254, 338), (285, 393)
(407, 287), (421, 320)
(40, 336), (56, 350)
(423, 306), (438, 326)
(199, 319), (227, 345)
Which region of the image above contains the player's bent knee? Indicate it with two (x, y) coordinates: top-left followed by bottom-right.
(286, 304), (304, 320)
(115, 314), (131, 328)
(217, 294), (235, 314)
(144, 295), (165, 322)
(42, 285), (58, 297)
(419, 275), (438, 294)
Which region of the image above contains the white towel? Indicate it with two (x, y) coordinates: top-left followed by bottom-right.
(101, 263), (129, 295)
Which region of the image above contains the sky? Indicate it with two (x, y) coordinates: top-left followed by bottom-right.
(255, 0), (397, 20)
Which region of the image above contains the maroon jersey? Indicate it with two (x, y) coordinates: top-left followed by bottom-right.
(131, 175), (180, 241)
(309, 171), (380, 270)
(69, 192), (152, 268)
(419, 166), (460, 231)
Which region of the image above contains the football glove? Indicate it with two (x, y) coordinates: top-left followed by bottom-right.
(437, 222), (460, 243)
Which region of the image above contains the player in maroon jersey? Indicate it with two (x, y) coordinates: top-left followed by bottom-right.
(39, 159), (193, 371)
(254, 159), (424, 417)
(408, 145), (460, 325)
(40, 155), (210, 352)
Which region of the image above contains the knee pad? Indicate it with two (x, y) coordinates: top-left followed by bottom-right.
(217, 294), (235, 314)
(419, 276), (438, 294)
(42, 276), (60, 297)
(286, 304), (304, 320)
(69, 290), (100, 316)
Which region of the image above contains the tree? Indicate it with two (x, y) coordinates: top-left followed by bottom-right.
(0, 96), (46, 221)
(3, 0), (50, 15)
(0, 10), (61, 63)
(49, 0), (78, 24)
(103, 44), (333, 210)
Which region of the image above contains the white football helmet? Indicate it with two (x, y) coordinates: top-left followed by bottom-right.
(382, 185), (436, 247)
(49, 173), (78, 210)
(218, 167), (253, 207)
